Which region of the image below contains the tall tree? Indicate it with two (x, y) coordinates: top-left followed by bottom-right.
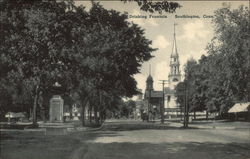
(68, 3), (155, 125)
(0, 0), (76, 125)
(176, 4), (249, 116)
(208, 4), (250, 103)
(1, 0), (178, 126)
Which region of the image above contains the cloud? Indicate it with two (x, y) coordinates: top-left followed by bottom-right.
(178, 20), (210, 42)
(133, 73), (147, 93)
(153, 35), (170, 49)
(154, 61), (169, 90)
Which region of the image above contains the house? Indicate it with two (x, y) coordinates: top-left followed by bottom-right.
(228, 102), (250, 121)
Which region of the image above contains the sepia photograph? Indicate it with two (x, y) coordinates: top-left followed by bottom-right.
(0, 0), (249, 159)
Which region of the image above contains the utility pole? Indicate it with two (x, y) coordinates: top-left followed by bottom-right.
(183, 82), (189, 128)
(147, 89), (151, 122)
(147, 64), (152, 122)
(159, 80), (168, 124)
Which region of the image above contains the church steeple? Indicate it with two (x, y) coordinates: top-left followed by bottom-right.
(169, 23), (181, 88)
(146, 64), (153, 91)
(171, 23), (178, 57)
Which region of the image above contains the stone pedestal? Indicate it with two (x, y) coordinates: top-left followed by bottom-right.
(49, 95), (64, 122)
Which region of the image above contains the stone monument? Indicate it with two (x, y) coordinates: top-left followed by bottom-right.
(49, 95), (64, 122)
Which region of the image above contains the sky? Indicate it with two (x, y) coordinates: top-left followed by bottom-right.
(75, 1), (248, 95)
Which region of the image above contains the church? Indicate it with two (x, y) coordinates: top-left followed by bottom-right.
(143, 24), (182, 119)
(164, 24), (182, 117)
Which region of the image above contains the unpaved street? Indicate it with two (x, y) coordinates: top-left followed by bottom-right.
(1, 121), (250, 159)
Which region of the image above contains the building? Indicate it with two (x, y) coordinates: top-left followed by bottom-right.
(228, 102), (250, 121)
(142, 24), (182, 120)
(164, 24), (182, 117)
(144, 73), (163, 120)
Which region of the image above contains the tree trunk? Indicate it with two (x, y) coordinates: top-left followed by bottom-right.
(81, 97), (89, 126)
(100, 110), (103, 124)
(70, 105), (73, 120)
(183, 107), (186, 127)
(180, 104), (183, 121)
(94, 107), (97, 124)
(98, 93), (102, 124)
(101, 110), (106, 123)
(81, 104), (85, 126)
(186, 104), (189, 128)
(8, 112), (10, 124)
(194, 111), (196, 119)
(184, 87), (188, 128)
(89, 107), (92, 123)
(32, 85), (39, 126)
(206, 110), (208, 119)
(42, 108), (46, 123)
(161, 99), (164, 124)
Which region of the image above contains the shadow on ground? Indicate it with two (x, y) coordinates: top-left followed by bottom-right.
(1, 131), (250, 159)
(71, 142), (250, 159)
(101, 122), (198, 131)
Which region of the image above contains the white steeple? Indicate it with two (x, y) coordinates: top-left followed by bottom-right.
(168, 23), (181, 89)
(171, 23), (178, 57)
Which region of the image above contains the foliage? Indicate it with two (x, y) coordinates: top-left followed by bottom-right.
(0, 0), (156, 125)
(122, 0), (181, 14)
(0, 0), (78, 124)
(72, 3), (156, 125)
(119, 99), (136, 118)
(175, 82), (185, 110)
(175, 5), (249, 114)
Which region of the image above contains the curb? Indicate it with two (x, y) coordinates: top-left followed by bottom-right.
(0, 128), (45, 132)
(188, 125), (250, 130)
(1, 124), (104, 133)
(167, 122), (250, 130)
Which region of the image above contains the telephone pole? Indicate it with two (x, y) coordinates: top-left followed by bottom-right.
(183, 82), (189, 128)
(159, 80), (168, 124)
